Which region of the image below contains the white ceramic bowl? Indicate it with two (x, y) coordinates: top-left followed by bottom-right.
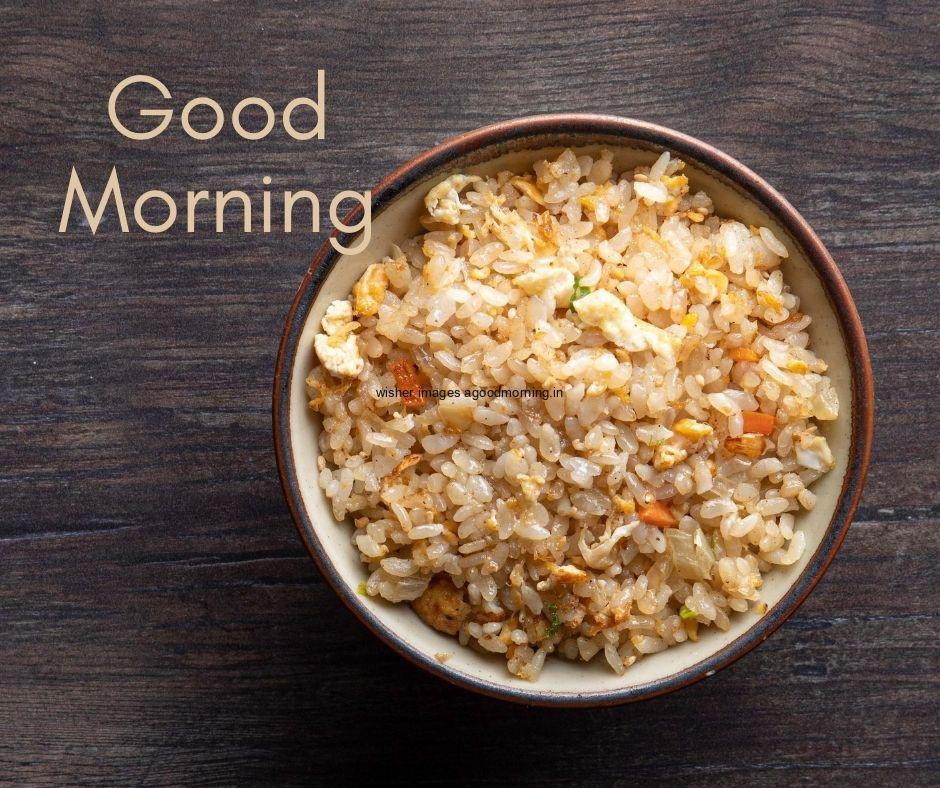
(273, 115), (873, 705)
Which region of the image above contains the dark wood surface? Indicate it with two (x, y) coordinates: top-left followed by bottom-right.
(2, 1), (938, 784)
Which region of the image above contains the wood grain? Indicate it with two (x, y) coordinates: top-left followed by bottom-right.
(1, 0), (938, 784)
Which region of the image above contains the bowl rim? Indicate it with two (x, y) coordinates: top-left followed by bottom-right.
(272, 113), (874, 707)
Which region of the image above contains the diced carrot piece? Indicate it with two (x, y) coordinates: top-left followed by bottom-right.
(389, 359), (425, 409)
(742, 410), (776, 435)
(637, 499), (678, 528)
(729, 347), (760, 363)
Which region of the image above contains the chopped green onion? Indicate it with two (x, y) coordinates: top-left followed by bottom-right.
(569, 275), (591, 309)
(357, 581), (368, 596)
(679, 605), (698, 620)
(546, 603), (561, 636)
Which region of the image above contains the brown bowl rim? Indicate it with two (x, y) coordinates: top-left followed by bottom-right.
(272, 113), (874, 707)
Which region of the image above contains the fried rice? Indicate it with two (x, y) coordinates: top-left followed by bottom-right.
(307, 148), (838, 679)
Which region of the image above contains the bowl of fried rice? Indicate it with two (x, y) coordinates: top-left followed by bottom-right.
(273, 114), (873, 705)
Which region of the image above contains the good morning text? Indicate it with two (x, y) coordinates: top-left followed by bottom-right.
(58, 72), (371, 253)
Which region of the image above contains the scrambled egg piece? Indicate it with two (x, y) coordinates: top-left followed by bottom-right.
(517, 473), (545, 502)
(810, 380), (840, 420)
(653, 443), (688, 471)
(314, 299), (364, 378)
(424, 174), (481, 224)
(796, 434), (835, 471)
(352, 263), (388, 317)
(320, 298), (354, 335)
(785, 357), (809, 374)
(680, 262), (728, 305)
(438, 394), (475, 429)
(488, 204), (536, 251)
(513, 266), (575, 308)
(613, 495), (636, 515)
(573, 289), (679, 360)
(673, 418), (713, 440)
(546, 562), (588, 585)
(510, 176), (547, 206)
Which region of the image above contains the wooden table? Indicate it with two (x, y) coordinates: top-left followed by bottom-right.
(2, 1), (937, 784)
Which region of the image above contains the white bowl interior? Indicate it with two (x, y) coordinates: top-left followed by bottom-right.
(286, 143), (852, 699)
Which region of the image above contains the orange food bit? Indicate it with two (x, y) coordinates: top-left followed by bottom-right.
(724, 434), (766, 459)
(742, 410), (776, 435)
(729, 346), (760, 363)
(389, 358), (425, 409)
(637, 499), (678, 528)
